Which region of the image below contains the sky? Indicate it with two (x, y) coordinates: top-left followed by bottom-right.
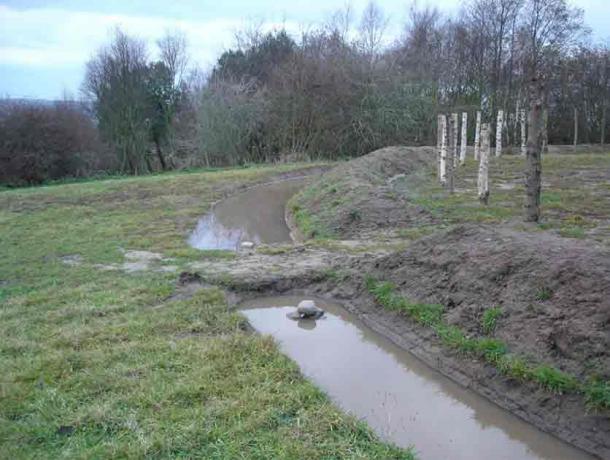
(0, 0), (608, 100)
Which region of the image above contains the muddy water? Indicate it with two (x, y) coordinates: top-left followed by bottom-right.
(188, 179), (304, 250)
(240, 296), (593, 460)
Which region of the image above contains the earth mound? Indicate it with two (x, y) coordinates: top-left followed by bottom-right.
(288, 146), (437, 239)
(373, 224), (610, 380)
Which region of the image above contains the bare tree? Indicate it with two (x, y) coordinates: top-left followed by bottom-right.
(358, 1), (388, 66)
(157, 30), (188, 84)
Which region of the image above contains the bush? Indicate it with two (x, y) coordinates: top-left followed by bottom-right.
(0, 100), (113, 186)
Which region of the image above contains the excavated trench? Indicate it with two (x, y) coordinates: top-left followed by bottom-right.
(182, 174), (603, 459)
(239, 295), (593, 460)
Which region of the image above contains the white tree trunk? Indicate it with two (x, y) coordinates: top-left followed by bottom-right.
(460, 112), (468, 165)
(495, 110), (504, 157)
(439, 114), (447, 184)
(451, 112), (459, 168)
(447, 114), (456, 193)
(474, 111), (482, 160)
(437, 114), (442, 177)
(478, 123), (490, 204)
(520, 109), (527, 156)
(514, 100), (520, 147)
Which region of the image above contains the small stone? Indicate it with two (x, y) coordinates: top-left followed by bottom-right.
(297, 300), (324, 319)
(241, 241), (255, 249)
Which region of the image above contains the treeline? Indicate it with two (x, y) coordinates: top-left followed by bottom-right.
(1, 0), (609, 186)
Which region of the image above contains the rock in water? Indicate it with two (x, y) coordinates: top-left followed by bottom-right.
(297, 300), (324, 319)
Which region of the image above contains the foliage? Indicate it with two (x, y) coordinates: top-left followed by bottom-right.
(0, 100), (112, 186)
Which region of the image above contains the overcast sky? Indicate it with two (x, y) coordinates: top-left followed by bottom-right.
(1, 0), (608, 100)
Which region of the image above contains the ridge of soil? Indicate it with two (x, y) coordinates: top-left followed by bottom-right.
(287, 146), (437, 238)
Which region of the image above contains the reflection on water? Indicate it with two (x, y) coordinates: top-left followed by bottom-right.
(240, 296), (593, 460)
(188, 179), (305, 250)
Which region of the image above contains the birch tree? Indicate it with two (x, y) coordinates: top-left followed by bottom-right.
(474, 111), (482, 160)
(451, 112), (459, 168)
(495, 109), (504, 156)
(520, 109), (527, 155)
(478, 123), (490, 204)
(446, 114), (456, 193)
(460, 112), (468, 164)
(440, 115), (448, 184)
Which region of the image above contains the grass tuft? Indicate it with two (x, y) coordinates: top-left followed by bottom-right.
(481, 307), (502, 335)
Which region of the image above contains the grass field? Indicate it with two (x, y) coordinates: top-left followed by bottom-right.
(0, 164), (412, 459)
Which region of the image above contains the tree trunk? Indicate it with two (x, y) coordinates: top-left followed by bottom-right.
(520, 109), (527, 156)
(542, 109), (549, 154)
(474, 111), (482, 160)
(514, 100), (520, 147)
(439, 114), (447, 184)
(602, 105), (607, 145)
(495, 109), (504, 157)
(525, 78), (544, 223)
(436, 114), (442, 177)
(460, 112), (468, 165)
(155, 138), (168, 171)
(451, 112), (459, 168)
(447, 114), (455, 193)
(478, 123), (490, 205)
(573, 107), (578, 147)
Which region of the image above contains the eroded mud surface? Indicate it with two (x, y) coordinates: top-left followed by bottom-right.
(240, 295), (593, 460)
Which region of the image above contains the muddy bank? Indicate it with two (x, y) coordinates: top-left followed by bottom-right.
(371, 224), (610, 382)
(287, 146), (437, 239)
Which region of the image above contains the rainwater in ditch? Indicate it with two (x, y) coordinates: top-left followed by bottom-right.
(240, 296), (593, 460)
(188, 179), (304, 250)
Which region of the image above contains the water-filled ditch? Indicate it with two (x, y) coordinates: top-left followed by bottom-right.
(240, 295), (593, 460)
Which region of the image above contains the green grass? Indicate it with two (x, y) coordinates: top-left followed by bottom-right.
(0, 164), (413, 459)
(409, 154), (610, 243)
(481, 307), (502, 335)
(366, 277), (610, 410)
(535, 286), (553, 301)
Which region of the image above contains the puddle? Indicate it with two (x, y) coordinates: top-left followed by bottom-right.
(240, 296), (593, 460)
(188, 179), (305, 250)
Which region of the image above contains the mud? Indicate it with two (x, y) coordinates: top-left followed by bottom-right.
(240, 295), (593, 460)
(188, 178), (307, 250)
(371, 224), (610, 381)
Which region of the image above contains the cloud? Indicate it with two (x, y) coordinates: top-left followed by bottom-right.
(0, 5), (300, 69)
